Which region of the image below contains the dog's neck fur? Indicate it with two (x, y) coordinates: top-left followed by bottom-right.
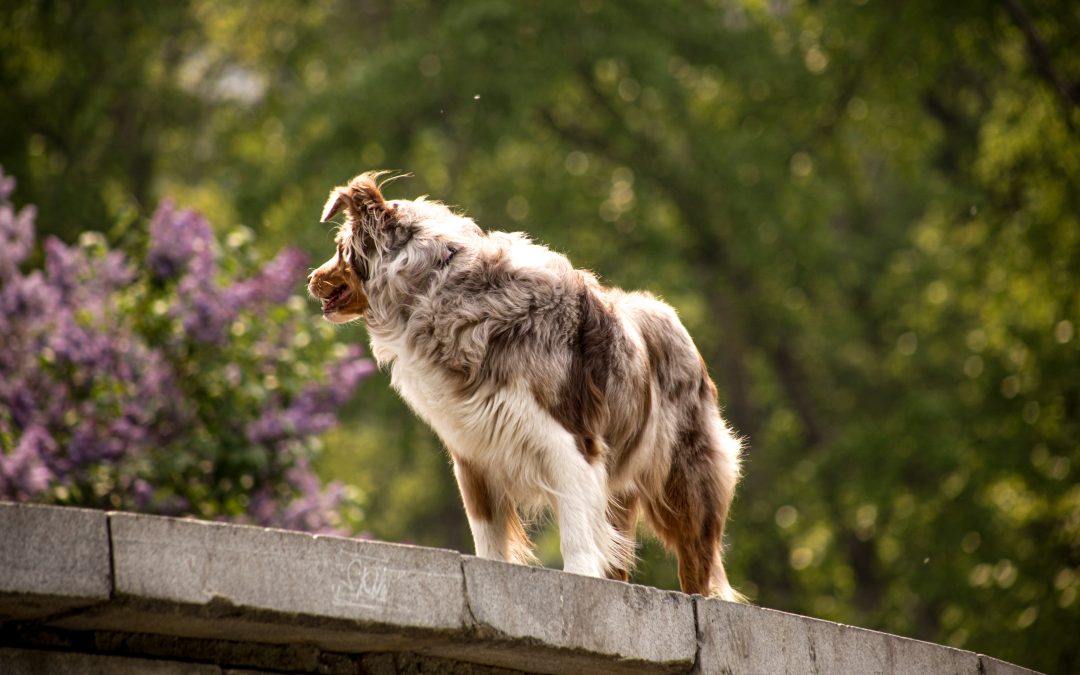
(348, 201), (479, 367)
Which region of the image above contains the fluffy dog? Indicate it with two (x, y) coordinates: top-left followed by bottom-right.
(309, 172), (743, 600)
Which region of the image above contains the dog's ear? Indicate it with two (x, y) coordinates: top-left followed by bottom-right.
(321, 189), (348, 223)
(320, 171), (397, 225)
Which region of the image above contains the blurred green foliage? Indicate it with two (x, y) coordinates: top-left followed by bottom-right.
(2, 0), (1078, 670)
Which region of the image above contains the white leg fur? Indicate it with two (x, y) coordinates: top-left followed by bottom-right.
(469, 516), (510, 561)
(451, 461), (506, 561)
(545, 436), (633, 577)
(393, 365), (632, 577)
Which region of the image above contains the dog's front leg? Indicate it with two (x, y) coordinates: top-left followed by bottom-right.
(547, 436), (632, 578)
(452, 457), (535, 565)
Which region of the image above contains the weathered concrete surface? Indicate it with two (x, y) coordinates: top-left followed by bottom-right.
(696, 599), (1032, 675)
(0, 503), (110, 620)
(0, 647), (221, 674)
(0, 503), (1040, 674)
(444, 557), (696, 674)
(55, 512), (467, 652)
(356, 652), (528, 675)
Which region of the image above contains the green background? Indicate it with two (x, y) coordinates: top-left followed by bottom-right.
(2, 1), (1077, 671)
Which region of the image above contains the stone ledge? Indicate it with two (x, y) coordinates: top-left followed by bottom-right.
(696, 599), (992, 675)
(54, 512), (468, 654)
(447, 556), (696, 673)
(0, 503), (111, 620)
(0, 502), (1038, 674)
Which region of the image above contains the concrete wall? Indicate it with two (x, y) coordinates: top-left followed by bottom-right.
(0, 502), (1037, 674)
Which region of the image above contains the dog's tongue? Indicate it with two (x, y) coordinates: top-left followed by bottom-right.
(324, 284), (350, 311)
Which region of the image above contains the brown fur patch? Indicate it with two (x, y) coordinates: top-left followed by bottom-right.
(545, 281), (618, 464)
(453, 457), (536, 566)
(610, 361), (653, 479)
(639, 398), (733, 596)
(454, 457), (493, 521)
(307, 254), (369, 317)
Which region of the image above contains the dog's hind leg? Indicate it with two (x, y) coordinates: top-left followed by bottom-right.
(453, 457), (536, 565)
(644, 416), (743, 600)
(680, 447), (743, 601)
(653, 474), (736, 598)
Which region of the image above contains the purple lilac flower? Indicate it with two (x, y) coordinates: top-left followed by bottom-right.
(0, 168), (35, 280)
(226, 247), (309, 308)
(44, 236), (132, 305)
(174, 249), (236, 344)
(0, 166), (15, 200)
(132, 479), (154, 508)
(0, 425), (56, 499)
(147, 202), (313, 343)
(0, 168), (370, 533)
(244, 457), (348, 535)
(245, 344), (374, 445)
(146, 200), (215, 281)
(283, 458), (348, 534)
(177, 277), (236, 342)
(146, 201), (236, 342)
(1, 180), (189, 502)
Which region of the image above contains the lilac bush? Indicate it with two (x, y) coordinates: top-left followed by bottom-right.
(0, 167), (373, 533)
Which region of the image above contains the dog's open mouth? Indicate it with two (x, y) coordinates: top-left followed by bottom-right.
(321, 284), (352, 314)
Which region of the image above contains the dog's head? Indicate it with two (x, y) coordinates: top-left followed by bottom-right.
(309, 171), (472, 324)
(307, 172), (393, 323)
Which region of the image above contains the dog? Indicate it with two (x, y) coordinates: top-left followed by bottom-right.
(308, 172), (743, 600)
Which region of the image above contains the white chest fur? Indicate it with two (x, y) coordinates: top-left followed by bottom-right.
(380, 340), (563, 507)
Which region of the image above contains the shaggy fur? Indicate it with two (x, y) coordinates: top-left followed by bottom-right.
(309, 172), (744, 600)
